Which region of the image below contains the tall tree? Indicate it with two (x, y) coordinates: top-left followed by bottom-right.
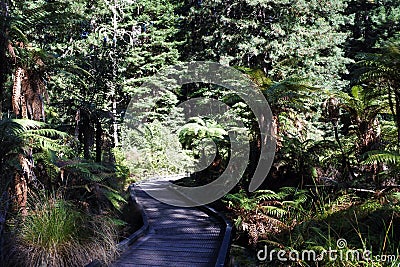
(0, 0), (82, 216)
(345, 0), (400, 57)
(46, 0), (181, 161)
(177, 0), (353, 90)
(0, 0), (10, 116)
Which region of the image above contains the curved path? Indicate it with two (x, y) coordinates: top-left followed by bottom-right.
(112, 179), (231, 267)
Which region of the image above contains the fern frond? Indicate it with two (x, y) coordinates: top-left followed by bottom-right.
(13, 119), (44, 129)
(261, 206), (288, 218)
(62, 162), (112, 182)
(27, 128), (68, 139)
(363, 151), (400, 165)
(255, 190), (280, 201)
(102, 189), (127, 211)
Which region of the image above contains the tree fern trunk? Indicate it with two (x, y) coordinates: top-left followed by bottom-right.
(332, 120), (355, 180)
(11, 68), (23, 116)
(14, 173), (27, 216)
(14, 154), (30, 216)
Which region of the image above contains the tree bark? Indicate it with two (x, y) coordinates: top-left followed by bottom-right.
(95, 120), (102, 163)
(395, 93), (400, 145)
(14, 154), (30, 216)
(111, 0), (119, 147)
(0, 0), (10, 117)
(332, 120), (356, 180)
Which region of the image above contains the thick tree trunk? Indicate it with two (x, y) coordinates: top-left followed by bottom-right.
(83, 126), (92, 159)
(14, 173), (27, 216)
(78, 109), (94, 160)
(13, 154), (30, 216)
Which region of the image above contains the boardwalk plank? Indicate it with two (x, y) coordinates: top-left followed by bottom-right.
(111, 182), (229, 267)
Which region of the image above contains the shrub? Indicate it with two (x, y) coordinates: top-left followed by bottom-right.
(5, 194), (118, 267)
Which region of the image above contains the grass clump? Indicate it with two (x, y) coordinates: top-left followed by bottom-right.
(5, 194), (118, 267)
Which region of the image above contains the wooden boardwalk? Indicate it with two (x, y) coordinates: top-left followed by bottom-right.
(112, 180), (231, 267)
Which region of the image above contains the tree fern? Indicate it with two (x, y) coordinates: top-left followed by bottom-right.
(59, 160), (126, 212)
(179, 117), (228, 148)
(224, 187), (312, 244)
(363, 150), (400, 165)
(0, 119), (66, 162)
(355, 44), (400, 143)
(61, 162), (111, 183)
(34, 151), (60, 181)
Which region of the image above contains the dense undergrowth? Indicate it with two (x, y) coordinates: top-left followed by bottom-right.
(223, 186), (400, 267)
(0, 119), (134, 266)
(4, 194), (119, 266)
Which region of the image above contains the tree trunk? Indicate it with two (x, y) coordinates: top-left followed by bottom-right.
(111, 0), (119, 147)
(14, 173), (27, 216)
(79, 109), (93, 160)
(0, 0), (10, 117)
(332, 120), (356, 180)
(95, 120), (102, 163)
(395, 93), (400, 145)
(83, 125), (92, 159)
(112, 98), (118, 146)
(13, 154), (30, 216)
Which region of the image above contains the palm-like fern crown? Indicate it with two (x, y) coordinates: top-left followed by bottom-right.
(5, 1), (82, 120)
(357, 45), (400, 87)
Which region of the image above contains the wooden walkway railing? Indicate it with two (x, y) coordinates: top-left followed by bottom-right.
(112, 179), (232, 267)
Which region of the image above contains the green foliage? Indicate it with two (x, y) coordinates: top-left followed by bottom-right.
(0, 118), (127, 213)
(62, 162), (111, 183)
(0, 118), (69, 189)
(6, 194), (118, 267)
(335, 85), (387, 155)
(356, 45), (400, 92)
(224, 187), (312, 245)
(346, 0), (400, 54)
(270, 198), (400, 267)
(1, 0), (400, 264)
(364, 150), (400, 165)
(20, 198), (82, 251)
(353, 44), (400, 146)
(60, 160), (127, 212)
(113, 147), (131, 182)
(123, 120), (194, 179)
(178, 117), (229, 165)
(0, 119), (67, 153)
(179, 0), (352, 90)
(179, 117), (228, 147)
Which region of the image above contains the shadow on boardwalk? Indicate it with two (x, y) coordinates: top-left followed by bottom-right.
(112, 180), (231, 267)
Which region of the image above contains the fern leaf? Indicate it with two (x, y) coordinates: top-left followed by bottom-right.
(363, 151), (400, 165)
(261, 206), (288, 218)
